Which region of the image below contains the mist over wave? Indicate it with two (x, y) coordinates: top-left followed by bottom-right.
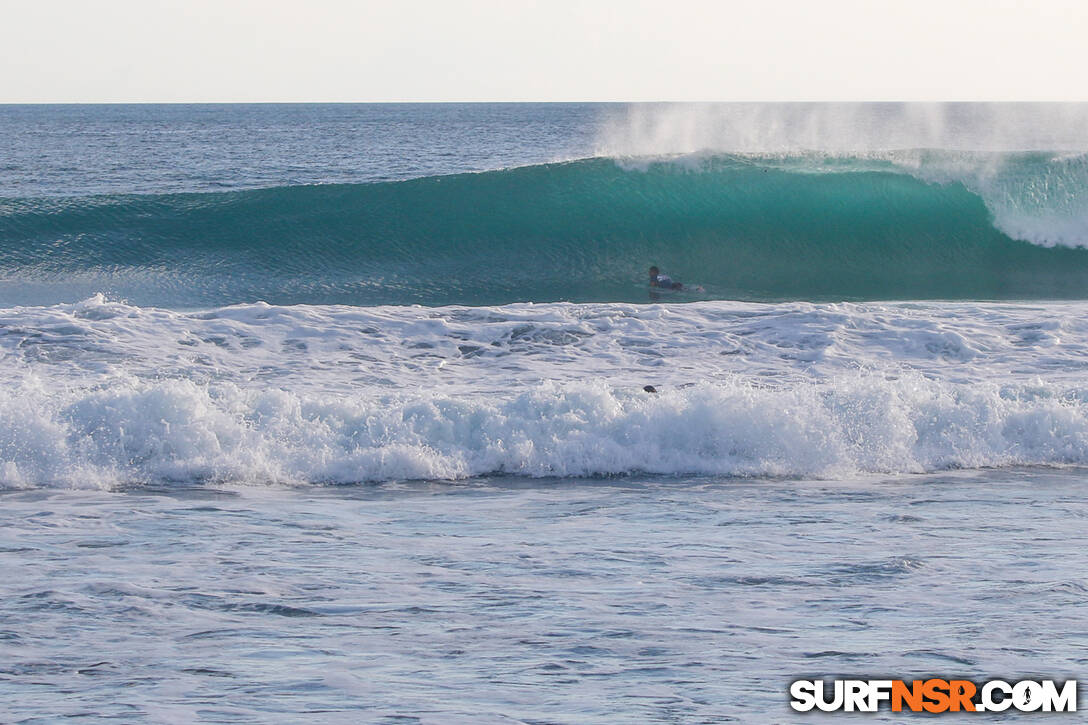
(598, 103), (1088, 249)
(595, 103), (1088, 156)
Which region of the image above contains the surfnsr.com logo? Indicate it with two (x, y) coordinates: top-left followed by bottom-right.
(789, 679), (1077, 713)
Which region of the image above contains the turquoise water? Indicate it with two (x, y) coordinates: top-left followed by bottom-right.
(4, 154), (1088, 307)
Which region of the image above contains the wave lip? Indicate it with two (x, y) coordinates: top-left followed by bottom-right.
(3, 152), (1088, 307)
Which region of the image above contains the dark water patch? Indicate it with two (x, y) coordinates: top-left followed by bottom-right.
(219, 602), (323, 618)
(802, 650), (876, 661)
(696, 574), (815, 588)
(181, 667), (236, 678)
(904, 649), (978, 666)
(75, 661), (114, 676)
(819, 556), (926, 584)
(880, 513), (924, 522)
(74, 539), (129, 549)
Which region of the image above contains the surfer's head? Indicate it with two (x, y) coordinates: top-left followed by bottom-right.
(649, 266), (659, 280)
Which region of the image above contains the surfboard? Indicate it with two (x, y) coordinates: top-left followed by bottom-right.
(649, 284), (705, 294)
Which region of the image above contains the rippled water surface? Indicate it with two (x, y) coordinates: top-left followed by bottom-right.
(3, 470), (1086, 722)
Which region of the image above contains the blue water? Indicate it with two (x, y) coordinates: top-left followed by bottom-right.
(3, 104), (1088, 722)
(3, 471), (1087, 723)
(3, 471), (1087, 722)
(0, 103), (605, 197)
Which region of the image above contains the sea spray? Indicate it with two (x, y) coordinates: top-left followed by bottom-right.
(5, 296), (1088, 488)
(4, 373), (1088, 489)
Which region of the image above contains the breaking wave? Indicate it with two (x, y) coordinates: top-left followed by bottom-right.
(4, 374), (1088, 489)
(2, 152), (1088, 307)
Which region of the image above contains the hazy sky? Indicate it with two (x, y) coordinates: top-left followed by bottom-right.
(3, 0), (1087, 102)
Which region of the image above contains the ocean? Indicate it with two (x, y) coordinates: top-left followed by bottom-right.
(2, 103), (1088, 722)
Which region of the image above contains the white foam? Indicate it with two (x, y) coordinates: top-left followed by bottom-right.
(5, 297), (1088, 487)
(4, 373), (1088, 488)
(595, 104), (1088, 247)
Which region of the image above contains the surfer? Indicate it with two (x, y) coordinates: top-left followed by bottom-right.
(649, 266), (684, 290)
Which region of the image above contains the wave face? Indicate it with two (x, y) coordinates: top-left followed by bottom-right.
(2, 152), (1088, 307)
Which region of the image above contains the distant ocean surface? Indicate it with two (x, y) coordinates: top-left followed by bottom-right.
(2, 103), (1088, 722)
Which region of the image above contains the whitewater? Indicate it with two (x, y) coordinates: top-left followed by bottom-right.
(2, 104), (1088, 722)
(6, 295), (1088, 489)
